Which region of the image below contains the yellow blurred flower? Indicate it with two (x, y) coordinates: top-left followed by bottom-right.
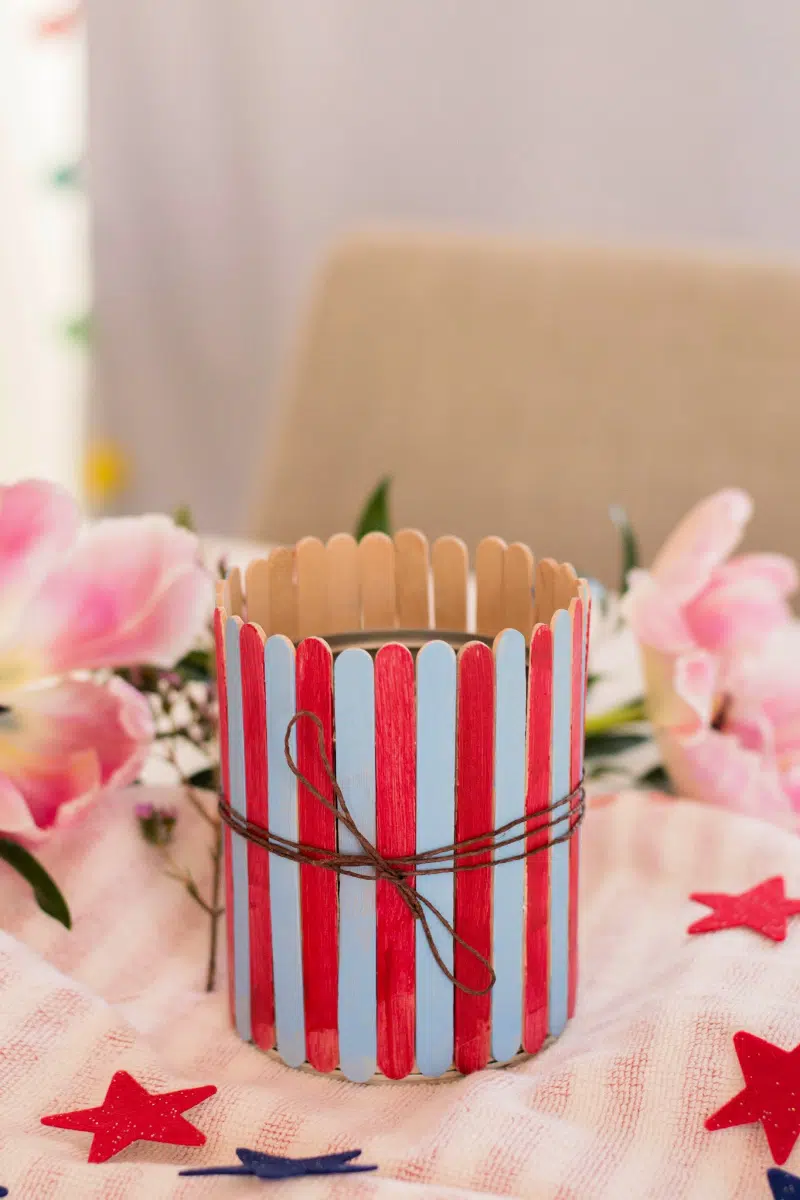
(83, 439), (130, 507)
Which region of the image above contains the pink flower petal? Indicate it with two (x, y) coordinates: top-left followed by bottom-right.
(651, 488), (752, 602)
(0, 677), (154, 841)
(23, 515), (212, 673)
(0, 774), (39, 838)
(672, 652), (719, 728)
(725, 623), (800, 724)
(773, 718), (800, 764)
(684, 555), (797, 653)
(0, 480), (80, 635)
(656, 724), (796, 830)
(780, 762), (800, 812)
(622, 569), (697, 656)
(724, 705), (775, 757)
(723, 553), (799, 595)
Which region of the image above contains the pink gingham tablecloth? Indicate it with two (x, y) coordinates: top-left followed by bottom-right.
(1, 786), (798, 1199)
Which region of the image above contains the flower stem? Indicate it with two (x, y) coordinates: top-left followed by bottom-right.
(172, 784), (223, 991)
(584, 699), (647, 736)
(205, 820), (223, 993)
(184, 784), (218, 830)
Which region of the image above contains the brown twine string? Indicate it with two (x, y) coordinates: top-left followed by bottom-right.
(218, 710), (585, 998)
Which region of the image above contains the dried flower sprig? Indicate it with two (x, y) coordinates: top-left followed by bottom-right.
(135, 802), (177, 847)
(119, 509), (225, 992)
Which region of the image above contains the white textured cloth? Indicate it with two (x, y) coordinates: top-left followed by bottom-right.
(0, 787), (798, 1198)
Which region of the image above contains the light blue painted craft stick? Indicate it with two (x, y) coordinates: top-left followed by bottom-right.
(265, 635), (306, 1068)
(335, 649), (377, 1083)
(491, 629), (527, 1063)
(415, 641), (457, 1077)
(548, 609), (573, 1037)
(580, 587), (590, 772)
(226, 617), (251, 1042)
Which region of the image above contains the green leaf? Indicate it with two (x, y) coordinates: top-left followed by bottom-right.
(175, 648), (213, 683)
(114, 665), (162, 693)
(51, 160), (82, 188)
(584, 731), (651, 756)
(65, 311), (92, 346)
(585, 699), (647, 736)
(355, 477), (392, 540)
(173, 505), (195, 532)
(187, 766), (217, 790)
(609, 504), (640, 594)
(586, 762), (625, 780)
(639, 763), (673, 791)
(0, 839), (71, 928)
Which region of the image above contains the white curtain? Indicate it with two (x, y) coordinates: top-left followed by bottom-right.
(0, 1), (88, 493)
(90, 0), (800, 534)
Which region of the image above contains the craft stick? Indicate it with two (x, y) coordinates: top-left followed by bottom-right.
(214, 608), (235, 1025)
(580, 580), (592, 696)
(454, 641), (494, 1074)
(335, 649), (377, 1083)
(215, 579), (228, 611)
(267, 547), (298, 641)
(569, 581), (591, 1020)
(228, 566), (245, 619)
(245, 558), (271, 631)
(567, 595), (584, 1023)
(240, 623), (274, 1051)
(394, 529), (431, 628)
(296, 537), (328, 640)
(504, 542), (535, 641)
(296, 637), (338, 1072)
(533, 558), (559, 625)
(555, 562), (580, 615)
(432, 536), (468, 631)
(359, 533), (397, 630)
(491, 628), (527, 1063)
(225, 616), (251, 1042)
(265, 635), (305, 1068)
(475, 537), (506, 639)
(415, 640), (457, 1078)
(326, 533), (360, 634)
(375, 644), (416, 1079)
(548, 609), (573, 1038)
(524, 622), (553, 1053)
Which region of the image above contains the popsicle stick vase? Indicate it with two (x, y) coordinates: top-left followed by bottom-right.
(215, 531), (590, 1081)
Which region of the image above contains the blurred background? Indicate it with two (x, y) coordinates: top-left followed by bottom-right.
(4, 1), (800, 583)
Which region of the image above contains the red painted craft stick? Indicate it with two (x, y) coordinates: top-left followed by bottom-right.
(567, 597), (584, 1020)
(240, 623), (275, 1050)
(454, 642), (494, 1074)
(214, 608), (235, 1024)
(296, 638), (338, 1072)
(524, 624), (553, 1052)
(375, 644), (416, 1079)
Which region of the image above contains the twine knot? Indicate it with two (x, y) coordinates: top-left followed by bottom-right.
(219, 710), (584, 996)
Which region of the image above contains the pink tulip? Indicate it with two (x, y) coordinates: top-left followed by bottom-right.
(624, 489), (800, 829)
(0, 481), (211, 841)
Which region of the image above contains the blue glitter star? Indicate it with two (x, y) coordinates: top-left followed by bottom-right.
(769, 1168), (800, 1199)
(179, 1146), (377, 1180)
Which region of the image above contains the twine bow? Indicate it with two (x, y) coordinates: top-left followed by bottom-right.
(218, 710), (584, 997)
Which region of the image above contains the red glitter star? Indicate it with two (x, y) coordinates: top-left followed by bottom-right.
(688, 877), (800, 941)
(706, 1032), (800, 1163)
(41, 1070), (217, 1163)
